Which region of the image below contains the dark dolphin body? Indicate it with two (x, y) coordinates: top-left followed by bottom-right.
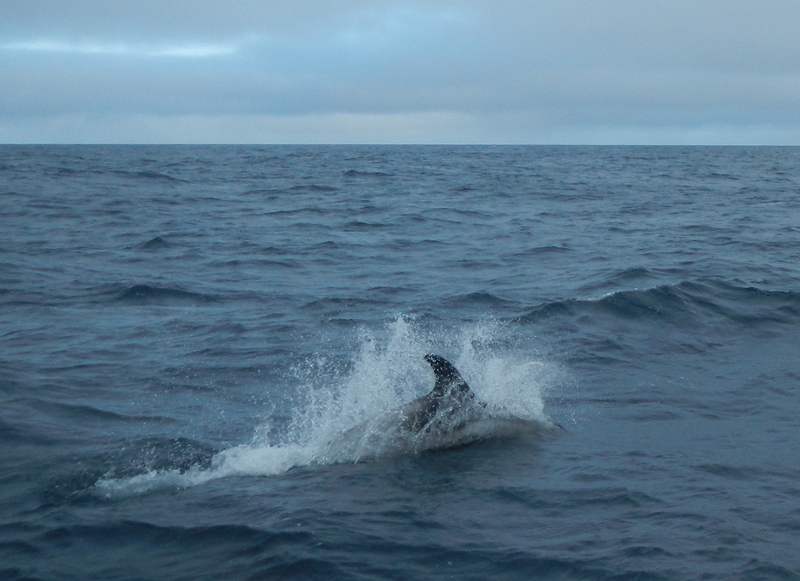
(397, 354), (484, 432)
(321, 355), (489, 462)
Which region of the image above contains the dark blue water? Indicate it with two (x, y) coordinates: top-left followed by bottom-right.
(2, 145), (799, 580)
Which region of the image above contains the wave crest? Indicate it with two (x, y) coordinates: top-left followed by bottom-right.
(521, 279), (800, 326)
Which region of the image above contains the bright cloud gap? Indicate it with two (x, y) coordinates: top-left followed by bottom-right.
(1, 40), (237, 58)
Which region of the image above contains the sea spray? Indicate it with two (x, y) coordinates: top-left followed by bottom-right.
(95, 316), (561, 495)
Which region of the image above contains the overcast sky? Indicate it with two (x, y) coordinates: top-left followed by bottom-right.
(2, 0), (799, 144)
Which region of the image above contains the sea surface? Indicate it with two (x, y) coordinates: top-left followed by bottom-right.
(1, 145), (799, 580)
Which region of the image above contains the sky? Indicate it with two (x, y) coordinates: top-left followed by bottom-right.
(2, 0), (800, 144)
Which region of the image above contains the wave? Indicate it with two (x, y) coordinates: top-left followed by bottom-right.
(43, 437), (218, 505)
(112, 169), (185, 182)
(343, 169), (392, 178)
(25, 397), (173, 425)
(32, 520), (301, 548)
(503, 245), (572, 260)
(110, 284), (218, 306)
(579, 267), (659, 292)
(0, 418), (29, 442)
(288, 184), (338, 192)
(44, 167), (185, 182)
(262, 207), (330, 218)
(137, 236), (170, 250)
(94, 317), (563, 496)
(443, 291), (519, 310)
(520, 279), (800, 327)
(343, 219), (388, 231)
(242, 187), (283, 197)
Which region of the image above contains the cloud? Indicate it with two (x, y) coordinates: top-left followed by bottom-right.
(1, 0), (800, 143)
(1, 39), (238, 58)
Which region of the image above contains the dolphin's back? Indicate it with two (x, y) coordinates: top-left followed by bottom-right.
(424, 354), (472, 398)
(391, 355), (481, 433)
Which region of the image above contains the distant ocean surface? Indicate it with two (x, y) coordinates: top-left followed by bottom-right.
(1, 145), (799, 581)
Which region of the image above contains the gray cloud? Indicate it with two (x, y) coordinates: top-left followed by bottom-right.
(2, 0), (799, 143)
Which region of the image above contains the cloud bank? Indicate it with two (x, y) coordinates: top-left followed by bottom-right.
(2, 0), (799, 144)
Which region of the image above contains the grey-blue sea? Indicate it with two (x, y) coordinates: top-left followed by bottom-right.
(1, 145), (799, 580)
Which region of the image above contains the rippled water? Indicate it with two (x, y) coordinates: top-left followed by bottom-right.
(1, 145), (799, 580)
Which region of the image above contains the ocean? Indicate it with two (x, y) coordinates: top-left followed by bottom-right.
(1, 144), (799, 580)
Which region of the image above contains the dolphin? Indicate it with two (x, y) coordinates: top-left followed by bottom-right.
(397, 354), (484, 432)
(322, 354), (487, 462)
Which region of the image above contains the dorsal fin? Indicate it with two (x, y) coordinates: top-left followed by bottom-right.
(424, 354), (472, 398)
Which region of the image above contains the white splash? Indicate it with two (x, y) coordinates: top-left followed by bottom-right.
(95, 316), (562, 495)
